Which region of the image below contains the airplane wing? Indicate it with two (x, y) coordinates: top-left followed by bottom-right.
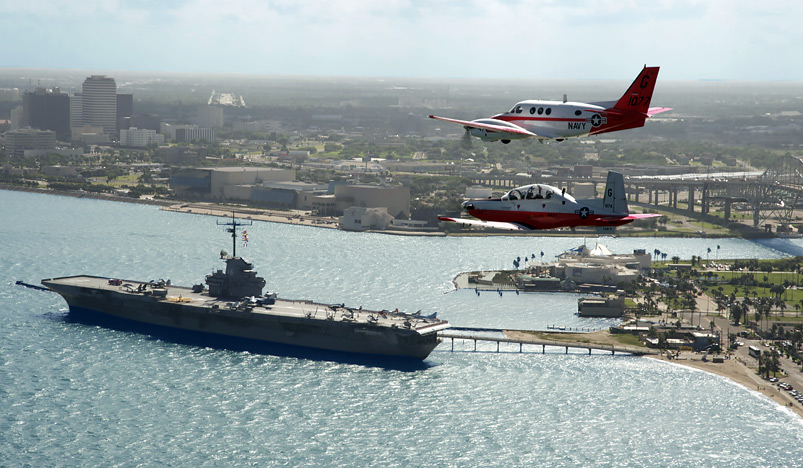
(428, 115), (538, 138)
(593, 213), (662, 225)
(438, 216), (532, 231)
(647, 107), (672, 117)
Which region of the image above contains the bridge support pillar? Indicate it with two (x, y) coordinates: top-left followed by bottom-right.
(672, 189), (678, 209)
(688, 187), (695, 213)
(724, 200), (732, 221)
(648, 190), (653, 204)
(702, 183), (709, 214)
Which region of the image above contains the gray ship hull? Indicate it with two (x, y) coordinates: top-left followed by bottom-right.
(42, 276), (448, 361)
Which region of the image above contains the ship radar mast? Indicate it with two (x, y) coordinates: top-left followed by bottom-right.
(217, 212), (252, 258)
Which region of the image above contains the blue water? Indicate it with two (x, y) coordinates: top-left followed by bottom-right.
(2, 189), (803, 467)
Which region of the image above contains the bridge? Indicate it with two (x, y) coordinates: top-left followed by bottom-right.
(439, 327), (658, 356)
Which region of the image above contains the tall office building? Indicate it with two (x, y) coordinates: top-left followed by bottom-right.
(117, 93), (133, 131)
(70, 93), (83, 128)
(81, 75), (117, 139)
(197, 106), (224, 128)
(22, 87), (71, 140)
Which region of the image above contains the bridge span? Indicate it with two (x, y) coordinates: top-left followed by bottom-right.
(439, 327), (657, 356)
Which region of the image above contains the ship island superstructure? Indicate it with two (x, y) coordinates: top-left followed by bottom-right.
(42, 215), (449, 360)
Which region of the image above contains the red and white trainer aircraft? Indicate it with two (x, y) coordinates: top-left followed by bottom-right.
(439, 171), (660, 234)
(429, 66), (671, 143)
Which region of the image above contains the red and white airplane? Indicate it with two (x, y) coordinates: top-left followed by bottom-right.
(439, 171), (661, 234)
(429, 65), (671, 143)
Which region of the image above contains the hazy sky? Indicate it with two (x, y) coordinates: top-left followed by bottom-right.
(2, 0), (801, 81)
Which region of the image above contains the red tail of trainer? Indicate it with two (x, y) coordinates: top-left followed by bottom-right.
(613, 65), (660, 115)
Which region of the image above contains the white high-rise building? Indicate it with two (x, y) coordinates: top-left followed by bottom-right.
(81, 75), (117, 139)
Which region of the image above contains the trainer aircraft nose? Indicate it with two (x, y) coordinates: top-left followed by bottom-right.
(461, 201), (474, 210)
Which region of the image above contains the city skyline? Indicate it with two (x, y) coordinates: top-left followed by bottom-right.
(1, 0), (802, 82)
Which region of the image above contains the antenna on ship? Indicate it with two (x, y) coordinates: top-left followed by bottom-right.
(217, 211), (252, 258)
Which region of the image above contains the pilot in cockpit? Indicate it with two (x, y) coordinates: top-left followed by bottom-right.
(534, 185), (544, 199)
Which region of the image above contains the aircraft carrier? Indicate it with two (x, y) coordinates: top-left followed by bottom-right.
(42, 216), (449, 360)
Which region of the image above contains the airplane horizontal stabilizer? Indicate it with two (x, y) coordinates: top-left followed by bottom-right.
(438, 216), (531, 231)
(647, 107), (672, 117)
(622, 213), (662, 220)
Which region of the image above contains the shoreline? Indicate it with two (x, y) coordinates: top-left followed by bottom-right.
(1, 185), (746, 238)
(649, 354), (803, 419)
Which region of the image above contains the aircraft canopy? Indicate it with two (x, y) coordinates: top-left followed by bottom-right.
(501, 184), (576, 203)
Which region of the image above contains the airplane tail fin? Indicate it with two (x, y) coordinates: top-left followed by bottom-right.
(602, 171), (629, 214)
(613, 66), (660, 114)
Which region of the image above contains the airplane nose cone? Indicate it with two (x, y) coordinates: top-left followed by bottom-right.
(462, 201), (474, 211)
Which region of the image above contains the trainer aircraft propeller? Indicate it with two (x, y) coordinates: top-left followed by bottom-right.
(429, 66), (671, 144)
(439, 171), (661, 234)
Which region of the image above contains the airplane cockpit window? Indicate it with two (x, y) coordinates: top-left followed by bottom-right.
(546, 108), (552, 115)
(509, 106), (516, 113)
(529, 107), (536, 114)
(537, 107), (544, 115)
(502, 189), (523, 201)
(507, 184), (572, 203)
(521, 184), (543, 199)
(515, 106), (523, 114)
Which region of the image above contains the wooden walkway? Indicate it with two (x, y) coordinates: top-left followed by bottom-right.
(439, 327), (658, 356)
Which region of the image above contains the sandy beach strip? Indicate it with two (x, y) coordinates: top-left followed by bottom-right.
(650, 355), (803, 419)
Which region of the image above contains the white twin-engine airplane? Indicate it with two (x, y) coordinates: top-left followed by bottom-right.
(438, 171), (661, 234)
(429, 65), (671, 143)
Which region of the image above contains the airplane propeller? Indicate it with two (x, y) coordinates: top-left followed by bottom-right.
(461, 128), (472, 149)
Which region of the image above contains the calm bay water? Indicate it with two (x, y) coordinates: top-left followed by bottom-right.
(2, 189), (803, 467)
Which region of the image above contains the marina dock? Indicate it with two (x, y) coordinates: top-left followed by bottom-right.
(439, 327), (658, 356)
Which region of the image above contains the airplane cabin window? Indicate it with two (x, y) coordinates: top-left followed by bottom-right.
(546, 108), (552, 115)
(529, 107), (536, 114)
(575, 110), (582, 116)
(537, 107), (544, 115)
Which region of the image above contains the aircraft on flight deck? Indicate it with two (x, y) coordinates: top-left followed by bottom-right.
(428, 65), (671, 144)
(438, 171), (661, 234)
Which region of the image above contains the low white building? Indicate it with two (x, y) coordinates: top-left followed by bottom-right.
(465, 185), (493, 199)
(339, 207), (394, 231)
(537, 243), (651, 286)
(120, 127), (165, 147)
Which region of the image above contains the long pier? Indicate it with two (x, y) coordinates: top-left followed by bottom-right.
(439, 327), (658, 356)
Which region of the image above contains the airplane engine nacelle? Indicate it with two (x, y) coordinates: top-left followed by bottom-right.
(468, 128), (505, 142)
